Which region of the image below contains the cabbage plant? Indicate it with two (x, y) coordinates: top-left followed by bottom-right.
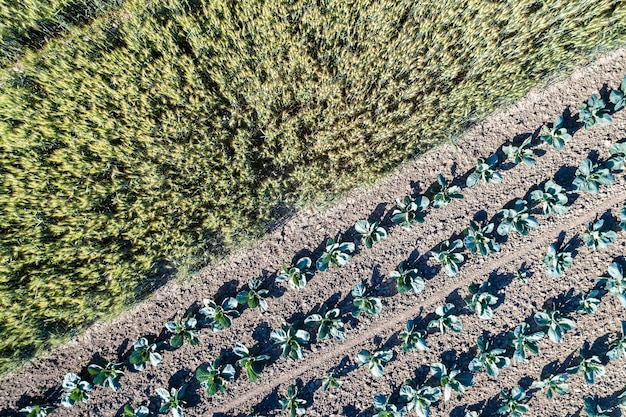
(277, 257), (312, 290)
(531, 373), (568, 399)
(237, 277), (269, 313)
(540, 115), (572, 150)
(465, 282), (499, 320)
(355, 219), (387, 249)
(579, 94), (612, 129)
(542, 243), (573, 278)
(356, 349), (393, 378)
(607, 142), (626, 171)
(509, 323), (544, 363)
(280, 385), (306, 417)
(60, 373), (92, 407)
(431, 174), (463, 208)
(233, 343), (270, 382)
(576, 290), (601, 315)
(391, 195), (429, 229)
(428, 303), (462, 334)
(431, 239), (464, 276)
(195, 358), (236, 395)
(156, 385), (186, 417)
(270, 322), (310, 360)
(165, 315), (200, 348)
(305, 304), (346, 341)
(534, 307), (576, 344)
(466, 153), (502, 188)
(399, 319), (428, 352)
(87, 360), (124, 391)
(390, 261), (425, 295)
(567, 343), (605, 384)
(572, 159), (615, 194)
(123, 405), (149, 417)
(610, 75), (626, 110)
(372, 393), (406, 417)
(316, 236), (355, 271)
(399, 383), (441, 417)
(430, 362), (473, 401)
(497, 386), (529, 417)
(322, 372), (342, 392)
(469, 336), (510, 378)
(463, 220), (500, 256)
(596, 261), (626, 307)
(502, 136), (535, 166)
(19, 405), (55, 417)
(581, 219), (617, 250)
(529, 180), (568, 215)
(199, 297), (239, 331)
(351, 282), (383, 316)
(584, 397), (612, 417)
(129, 337), (162, 371)
(497, 199), (539, 236)
(608, 321), (626, 361)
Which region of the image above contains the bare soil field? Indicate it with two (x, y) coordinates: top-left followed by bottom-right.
(2, 48), (626, 417)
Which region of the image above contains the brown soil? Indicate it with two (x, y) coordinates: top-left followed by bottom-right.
(2, 49), (626, 417)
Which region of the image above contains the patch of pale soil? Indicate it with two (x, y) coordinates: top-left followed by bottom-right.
(1, 48), (626, 417)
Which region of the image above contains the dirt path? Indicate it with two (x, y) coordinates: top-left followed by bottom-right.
(1, 49), (626, 417)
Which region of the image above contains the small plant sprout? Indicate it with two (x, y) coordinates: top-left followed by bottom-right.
(322, 372), (343, 392)
(430, 174), (463, 208)
(431, 239), (465, 276)
(540, 115), (572, 150)
(19, 405), (55, 417)
(513, 268), (528, 284)
(428, 303), (462, 334)
(509, 323), (544, 363)
(572, 159), (615, 194)
(582, 219), (617, 251)
(502, 136), (535, 167)
(621, 204), (626, 230)
(233, 343), (270, 382)
(465, 282), (499, 320)
(351, 282), (383, 316)
(391, 195), (430, 229)
(463, 220), (500, 256)
(576, 290), (601, 315)
(129, 337), (162, 371)
(584, 396), (612, 417)
(372, 393), (406, 417)
(607, 142), (626, 171)
(399, 319), (428, 352)
(156, 385), (186, 417)
(356, 349), (393, 378)
(610, 75), (626, 110)
(87, 360), (124, 391)
(531, 373), (569, 399)
(355, 219), (387, 249)
(567, 343), (605, 384)
(608, 321), (626, 360)
(280, 385), (306, 417)
(391, 261), (425, 295)
(579, 94), (612, 129)
(304, 304), (346, 341)
(469, 336), (510, 378)
(165, 315), (200, 348)
(316, 235), (355, 271)
(237, 277), (270, 313)
(199, 297), (240, 332)
(497, 386), (529, 417)
(497, 199), (539, 236)
(430, 362), (474, 401)
(60, 373), (92, 407)
(542, 243), (573, 278)
(534, 306), (576, 343)
(466, 153), (502, 188)
(195, 357), (236, 395)
(529, 180), (569, 215)
(245, 407), (266, 417)
(270, 322), (310, 360)
(277, 257), (312, 290)
(596, 261), (626, 307)
(399, 382), (441, 417)
(123, 404), (150, 417)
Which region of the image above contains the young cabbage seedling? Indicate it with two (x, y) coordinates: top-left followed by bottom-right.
(584, 396), (612, 417)
(465, 282), (499, 320)
(540, 115), (572, 150)
(195, 357), (236, 395)
(199, 297), (240, 331)
(567, 343), (606, 384)
(305, 304), (346, 341)
(270, 322), (310, 360)
(430, 362), (474, 401)
(129, 337), (163, 371)
(607, 142), (626, 171)
(399, 382), (441, 417)
(355, 219), (387, 249)
(466, 153), (502, 188)
(428, 303), (462, 334)
(497, 386), (529, 417)
(372, 393), (406, 417)
(529, 180), (568, 215)
(576, 290), (601, 315)
(463, 220), (500, 256)
(391, 260), (425, 295)
(165, 315), (200, 348)
(464, 410), (481, 417)
(356, 349), (393, 378)
(572, 159), (615, 194)
(502, 136), (535, 167)
(596, 261), (626, 307)
(277, 257), (312, 290)
(87, 360), (124, 391)
(280, 385), (306, 417)
(351, 282), (383, 316)
(497, 199), (539, 236)
(431, 239), (465, 276)
(316, 235), (355, 271)
(610, 75), (626, 110)
(607, 321), (626, 361)
(430, 174), (463, 208)
(399, 319), (428, 352)
(579, 94), (612, 129)
(123, 404), (149, 417)
(19, 404), (55, 417)
(513, 268), (528, 284)
(469, 336), (510, 378)
(534, 306), (576, 344)
(60, 373), (92, 407)
(621, 205), (626, 231)
(509, 323), (544, 363)
(322, 372), (343, 392)
(391, 195), (430, 229)
(531, 373), (569, 399)
(233, 343), (270, 382)
(581, 219), (617, 250)
(542, 243), (573, 278)
(156, 385), (186, 417)
(237, 277), (270, 313)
